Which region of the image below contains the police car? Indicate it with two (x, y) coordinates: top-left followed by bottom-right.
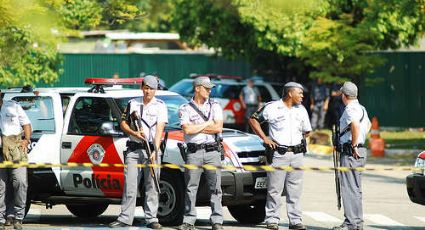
(169, 75), (282, 130)
(406, 150), (425, 206)
(3, 78), (268, 226)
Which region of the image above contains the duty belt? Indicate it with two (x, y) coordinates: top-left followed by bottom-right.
(126, 141), (154, 152)
(187, 142), (219, 153)
(276, 143), (305, 155)
(341, 143), (365, 155)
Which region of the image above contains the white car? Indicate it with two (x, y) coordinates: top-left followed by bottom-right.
(3, 78), (268, 226)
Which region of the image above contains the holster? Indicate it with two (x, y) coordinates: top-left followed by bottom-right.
(262, 143), (274, 164)
(177, 142), (187, 162)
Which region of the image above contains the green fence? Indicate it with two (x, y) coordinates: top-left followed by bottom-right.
(38, 53), (251, 88)
(37, 52), (424, 128)
(361, 52), (425, 127)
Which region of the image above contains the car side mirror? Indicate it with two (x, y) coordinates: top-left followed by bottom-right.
(99, 121), (123, 136)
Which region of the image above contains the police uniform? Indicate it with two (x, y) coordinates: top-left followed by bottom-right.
(116, 97), (168, 226)
(310, 82), (329, 129)
(0, 99), (31, 225)
(337, 97), (370, 230)
(253, 99), (311, 228)
(179, 98), (223, 226)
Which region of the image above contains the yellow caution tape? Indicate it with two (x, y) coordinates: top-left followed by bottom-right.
(0, 161), (422, 173)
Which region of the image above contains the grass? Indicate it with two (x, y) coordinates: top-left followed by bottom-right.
(312, 129), (425, 150)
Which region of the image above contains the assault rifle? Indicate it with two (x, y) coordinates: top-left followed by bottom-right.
(131, 111), (161, 193)
(332, 124), (342, 210)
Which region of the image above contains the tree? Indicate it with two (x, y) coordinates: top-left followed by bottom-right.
(172, 0), (425, 83)
(0, 0), (145, 87)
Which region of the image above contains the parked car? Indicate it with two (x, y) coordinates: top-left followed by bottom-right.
(169, 74), (281, 130)
(2, 78), (268, 226)
(406, 150), (425, 205)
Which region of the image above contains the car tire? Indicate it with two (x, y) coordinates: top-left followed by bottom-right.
(227, 200), (266, 224)
(66, 203), (109, 218)
(157, 169), (185, 226)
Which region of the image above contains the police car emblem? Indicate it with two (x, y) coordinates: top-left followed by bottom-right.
(87, 144), (105, 165)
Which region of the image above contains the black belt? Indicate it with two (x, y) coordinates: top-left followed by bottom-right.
(187, 142), (219, 153)
(341, 143), (365, 155)
(276, 143), (305, 155)
(126, 141), (154, 151)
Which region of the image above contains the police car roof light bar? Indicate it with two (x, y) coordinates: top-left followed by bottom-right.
(85, 78), (145, 93)
(85, 78), (145, 86)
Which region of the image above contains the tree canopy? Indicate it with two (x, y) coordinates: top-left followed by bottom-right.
(172, 0), (425, 83)
(0, 0), (144, 87)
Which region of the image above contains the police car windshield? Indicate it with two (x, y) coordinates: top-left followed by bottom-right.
(114, 94), (187, 128)
(12, 96), (55, 133)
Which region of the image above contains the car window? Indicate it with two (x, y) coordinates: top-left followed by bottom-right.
(114, 94), (188, 128)
(68, 97), (121, 136)
(169, 80), (194, 98)
(12, 96), (55, 134)
(271, 84), (284, 97)
(211, 84), (242, 99)
(256, 85), (272, 102)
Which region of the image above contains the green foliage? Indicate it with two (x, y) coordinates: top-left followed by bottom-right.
(0, 0), (145, 87)
(172, 0), (425, 83)
(126, 0), (175, 32)
(0, 0), (62, 87)
(58, 0), (102, 30)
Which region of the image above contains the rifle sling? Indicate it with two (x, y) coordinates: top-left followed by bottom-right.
(339, 108), (365, 138)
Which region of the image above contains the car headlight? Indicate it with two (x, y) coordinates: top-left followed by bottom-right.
(414, 157), (425, 174)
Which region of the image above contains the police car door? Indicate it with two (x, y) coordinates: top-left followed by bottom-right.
(60, 94), (126, 198)
(4, 92), (63, 188)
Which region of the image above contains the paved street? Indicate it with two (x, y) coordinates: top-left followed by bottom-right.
(22, 154), (424, 229)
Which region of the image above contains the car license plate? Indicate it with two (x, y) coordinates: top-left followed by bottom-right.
(254, 177), (267, 189)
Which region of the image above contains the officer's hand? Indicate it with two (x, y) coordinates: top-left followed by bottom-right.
(134, 131), (146, 140)
(352, 148), (360, 160)
(21, 140), (30, 152)
(149, 151), (157, 162)
(263, 137), (277, 149)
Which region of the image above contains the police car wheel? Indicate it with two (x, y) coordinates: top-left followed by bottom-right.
(66, 203), (109, 218)
(227, 200), (266, 224)
(157, 169), (184, 226)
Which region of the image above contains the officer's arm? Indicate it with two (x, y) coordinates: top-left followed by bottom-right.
(182, 121), (213, 135)
(202, 120), (223, 134)
(154, 121), (166, 152)
(239, 92), (246, 109)
(22, 123), (32, 142)
(350, 120), (360, 148)
(120, 120), (140, 137)
(248, 117), (267, 141)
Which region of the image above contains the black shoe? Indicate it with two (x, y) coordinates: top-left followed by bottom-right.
(108, 220), (130, 228)
(147, 222), (162, 229)
(178, 223), (196, 230)
(13, 220), (23, 230)
(4, 217), (13, 226)
(289, 223), (307, 230)
(332, 224), (357, 230)
(266, 223), (279, 230)
(212, 223), (223, 230)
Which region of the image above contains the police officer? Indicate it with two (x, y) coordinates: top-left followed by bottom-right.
(239, 79), (262, 132)
(310, 78), (330, 130)
(249, 82), (311, 230)
(109, 76), (168, 229)
(178, 76), (224, 230)
(333, 82), (371, 230)
(0, 91), (32, 230)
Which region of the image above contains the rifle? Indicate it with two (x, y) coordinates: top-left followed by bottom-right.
(131, 111), (161, 193)
(331, 124), (342, 210)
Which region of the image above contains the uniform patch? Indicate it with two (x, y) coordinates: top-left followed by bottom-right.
(87, 143), (105, 165)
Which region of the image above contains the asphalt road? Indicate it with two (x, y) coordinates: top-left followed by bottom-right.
(21, 154), (424, 230)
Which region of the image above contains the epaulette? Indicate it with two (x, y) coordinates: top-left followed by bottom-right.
(156, 98), (165, 104)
